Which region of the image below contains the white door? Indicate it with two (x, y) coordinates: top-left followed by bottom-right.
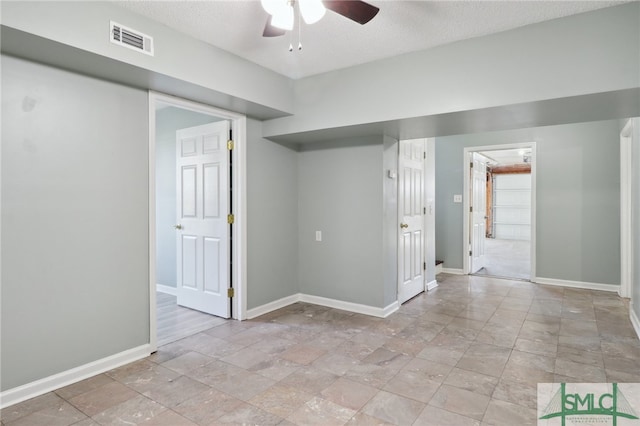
(398, 139), (426, 304)
(176, 121), (231, 318)
(470, 153), (487, 273)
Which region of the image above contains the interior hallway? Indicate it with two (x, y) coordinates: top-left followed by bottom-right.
(474, 238), (531, 280)
(3, 274), (639, 425)
(156, 292), (227, 347)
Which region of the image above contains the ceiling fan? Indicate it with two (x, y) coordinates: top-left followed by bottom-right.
(261, 0), (380, 37)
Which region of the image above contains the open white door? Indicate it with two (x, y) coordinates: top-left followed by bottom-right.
(176, 121), (231, 318)
(398, 139), (426, 304)
(470, 152), (487, 273)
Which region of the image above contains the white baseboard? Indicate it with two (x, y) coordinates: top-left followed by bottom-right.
(0, 344), (151, 409)
(246, 292), (402, 320)
(300, 294), (397, 318)
(156, 284), (177, 296)
(246, 293), (301, 319)
(435, 264), (443, 275)
(630, 307), (640, 341)
(534, 277), (619, 293)
(441, 268), (464, 275)
(382, 301), (400, 318)
(427, 280), (438, 291)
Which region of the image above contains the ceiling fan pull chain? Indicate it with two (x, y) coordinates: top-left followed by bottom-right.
(298, 4), (303, 51)
(288, 24), (293, 52)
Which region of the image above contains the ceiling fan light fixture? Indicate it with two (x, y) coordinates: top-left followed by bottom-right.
(271, 3), (294, 30)
(261, 0), (283, 16)
(299, 0), (326, 24)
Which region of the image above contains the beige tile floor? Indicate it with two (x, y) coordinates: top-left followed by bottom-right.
(3, 274), (640, 425)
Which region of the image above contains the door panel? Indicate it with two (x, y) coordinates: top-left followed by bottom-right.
(181, 235), (197, 289)
(176, 121), (231, 318)
(470, 153), (487, 273)
(203, 237), (220, 294)
(203, 163), (220, 218)
(398, 139), (426, 304)
(181, 166), (197, 217)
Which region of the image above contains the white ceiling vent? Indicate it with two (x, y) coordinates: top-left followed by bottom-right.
(110, 21), (154, 56)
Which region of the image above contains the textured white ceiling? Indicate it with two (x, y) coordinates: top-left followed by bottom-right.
(115, 0), (627, 79)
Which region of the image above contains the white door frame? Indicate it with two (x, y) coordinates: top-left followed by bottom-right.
(620, 118), (634, 299)
(148, 91), (247, 352)
(462, 143), (537, 280)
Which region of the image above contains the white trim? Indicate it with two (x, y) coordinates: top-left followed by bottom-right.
(148, 97), (157, 352)
(441, 268), (464, 275)
(246, 293), (301, 319)
(630, 307), (640, 341)
(620, 119), (634, 299)
(245, 293), (401, 320)
(156, 284), (177, 296)
(300, 294), (397, 318)
(148, 92), (248, 352)
(382, 301), (400, 318)
(534, 277), (619, 293)
(462, 143), (537, 280)
(235, 116), (248, 320)
(427, 280), (438, 291)
(0, 344), (151, 409)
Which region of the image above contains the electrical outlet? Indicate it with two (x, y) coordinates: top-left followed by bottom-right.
(453, 194), (463, 203)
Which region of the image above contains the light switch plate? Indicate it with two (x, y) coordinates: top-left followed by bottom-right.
(315, 231), (322, 241)
(453, 194), (463, 203)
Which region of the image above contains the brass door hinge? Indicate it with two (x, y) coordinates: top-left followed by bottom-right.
(227, 214), (235, 224)
(227, 288), (235, 298)
(470, 206), (473, 213)
(227, 140), (234, 150)
(469, 250), (472, 256)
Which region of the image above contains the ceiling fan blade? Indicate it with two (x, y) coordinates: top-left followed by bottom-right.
(322, 0), (379, 25)
(263, 16), (286, 37)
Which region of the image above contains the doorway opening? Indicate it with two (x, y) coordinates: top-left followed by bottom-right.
(148, 92), (247, 351)
(463, 144), (536, 281)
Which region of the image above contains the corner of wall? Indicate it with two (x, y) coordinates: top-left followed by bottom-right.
(383, 136), (399, 306)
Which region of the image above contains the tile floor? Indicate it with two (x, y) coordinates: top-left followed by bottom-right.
(473, 238), (530, 280)
(2, 274), (640, 425)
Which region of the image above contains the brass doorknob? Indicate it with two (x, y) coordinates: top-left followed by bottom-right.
(400, 223), (409, 229)
(174, 224), (183, 230)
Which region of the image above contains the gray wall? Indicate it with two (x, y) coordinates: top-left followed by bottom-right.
(1, 1), (293, 115)
(632, 118), (640, 323)
(155, 107), (218, 288)
(382, 137), (398, 307)
(298, 138), (385, 308)
(263, 2), (640, 138)
(246, 119), (299, 309)
(425, 139), (436, 285)
(1, 55), (149, 391)
(435, 120), (621, 285)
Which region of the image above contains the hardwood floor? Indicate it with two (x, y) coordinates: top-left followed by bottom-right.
(156, 291), (227, 346)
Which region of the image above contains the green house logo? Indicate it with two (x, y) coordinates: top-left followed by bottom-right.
(540, 383), (639, 425)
